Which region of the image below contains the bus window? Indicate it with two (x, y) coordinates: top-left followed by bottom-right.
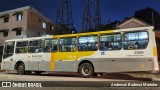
(16, 41), (28, 53)
(43, 39), (58, 52)
(60, 37), (77, 52)
(4, 42), (15, 54)
(100, 34), (122, 50)
(28, 40), (42, 53)
(123, 31), (149, 50)
(79, 36), (98, 51)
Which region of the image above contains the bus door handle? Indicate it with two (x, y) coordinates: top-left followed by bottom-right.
(10, 58), (13, 61)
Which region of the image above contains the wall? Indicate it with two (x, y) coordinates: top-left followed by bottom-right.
(0, 10), (28, 46)
(118, 18), (149, 29)
(119, 21), (146, 29)
(27, 10), (54, 37)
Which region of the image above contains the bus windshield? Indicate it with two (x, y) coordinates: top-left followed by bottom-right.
(4, 42), (15, 54)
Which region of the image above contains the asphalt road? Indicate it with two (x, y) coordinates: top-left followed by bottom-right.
(0, 70), (159, 81)
(0, 71), (160, 90)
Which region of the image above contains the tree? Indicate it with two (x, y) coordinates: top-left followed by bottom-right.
(100, 20), (120, 31)
(134, 7), (160, 30)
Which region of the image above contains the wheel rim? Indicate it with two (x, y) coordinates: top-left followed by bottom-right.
(82, 66), (90, 75)
(18, 66), (23, 73)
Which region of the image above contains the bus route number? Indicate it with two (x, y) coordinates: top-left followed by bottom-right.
(134, 51), (144, 54)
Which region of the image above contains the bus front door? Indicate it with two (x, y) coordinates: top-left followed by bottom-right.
(2, 42), (15, 70)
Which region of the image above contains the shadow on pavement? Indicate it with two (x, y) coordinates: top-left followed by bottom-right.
(92, 73), (153, 81)
(5, 71), (153, 81)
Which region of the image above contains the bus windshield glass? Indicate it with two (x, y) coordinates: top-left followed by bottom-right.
(4, 42), (15, 54)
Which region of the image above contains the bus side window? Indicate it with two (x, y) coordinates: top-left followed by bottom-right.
(44, 39), (58, 52)
(28, 40), (42, 53)
(52, 39), (58, 52)
(100, 34), (121, 51)
(78, 36), (98, 51)
(60, 37), (77, 52)
(16, 41), (28, 53)
(123, 31), (149, 50)
(53, 45), (57, 51)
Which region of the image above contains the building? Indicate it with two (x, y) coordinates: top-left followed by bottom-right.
(117, 17), (150, 29)
(134, 7), (160, 30)
(0, 6), (55, 62)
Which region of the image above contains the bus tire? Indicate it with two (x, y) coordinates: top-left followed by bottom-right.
(17, 63), (25, 75)
(79, 63), (94, 78)
(25, 71), (32, 75)
(35, 71), (43, 75)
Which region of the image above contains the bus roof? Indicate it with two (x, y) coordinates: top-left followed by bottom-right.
(5, 26), (153, 42)
(5, 36), (52, 42)
(52, 26), (154, 38)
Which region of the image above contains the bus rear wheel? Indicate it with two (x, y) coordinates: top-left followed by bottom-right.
(79, 63), (94, 78)
(17, 63), (25, 75)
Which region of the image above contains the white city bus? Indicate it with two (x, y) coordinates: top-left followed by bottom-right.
(1, 26), (159, 78)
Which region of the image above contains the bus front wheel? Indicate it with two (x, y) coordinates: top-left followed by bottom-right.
(17, 63), (25, 75)
(35, 71), (43, 75)
(79, 63), (94, 78)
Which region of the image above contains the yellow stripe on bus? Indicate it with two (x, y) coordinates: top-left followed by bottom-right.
(50, 51), (95, 70)
(50, 53), (55, 70)
(153, 46), (157, 56)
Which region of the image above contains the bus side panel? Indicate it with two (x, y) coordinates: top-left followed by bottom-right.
(101, 58), (154, 72)
(78, 58), (154, 73)
(14, 54), (29, 70)
(51, 61), (78, 72)
(49, 59), (101, 72)
(50, 51), (96, 72)
(27, 53), (50, 71)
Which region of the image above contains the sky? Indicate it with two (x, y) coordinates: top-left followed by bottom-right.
(0, 0), (160, 31)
